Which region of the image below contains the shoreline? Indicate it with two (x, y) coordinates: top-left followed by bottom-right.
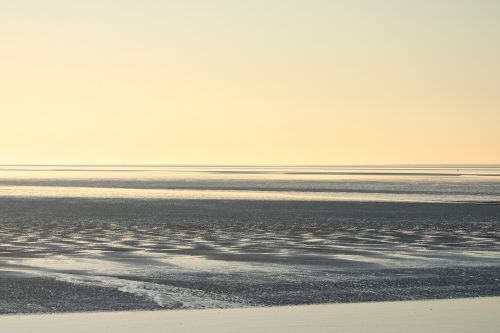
(1, 297), (499, 332)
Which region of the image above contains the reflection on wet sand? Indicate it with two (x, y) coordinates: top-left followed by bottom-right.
(0, 166), (499, 313)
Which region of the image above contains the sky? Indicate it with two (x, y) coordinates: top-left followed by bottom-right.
(1, 0), (499, 165)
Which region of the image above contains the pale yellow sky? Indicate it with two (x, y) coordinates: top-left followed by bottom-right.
(1, 1), (499, 165)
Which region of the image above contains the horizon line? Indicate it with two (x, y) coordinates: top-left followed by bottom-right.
(1, 164), (500, 168)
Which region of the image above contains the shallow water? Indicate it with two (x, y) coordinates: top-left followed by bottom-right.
(1, 165), (500, 203)
(0, 166), (499, 313)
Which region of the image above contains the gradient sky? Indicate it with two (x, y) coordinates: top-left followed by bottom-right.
(1, 0), (499, 165)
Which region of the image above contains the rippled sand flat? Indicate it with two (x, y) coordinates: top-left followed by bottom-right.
(0, 166), (499, 313)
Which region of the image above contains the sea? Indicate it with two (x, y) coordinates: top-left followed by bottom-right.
(0, 165), (499, 313)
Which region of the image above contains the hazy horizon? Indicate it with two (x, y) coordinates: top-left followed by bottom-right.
(6, 163), (499, 173)
(1, 164), (500, 167)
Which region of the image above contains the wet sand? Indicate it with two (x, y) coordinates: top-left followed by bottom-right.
(1, 198), (499, 313)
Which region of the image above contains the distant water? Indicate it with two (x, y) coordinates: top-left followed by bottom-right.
(0, 166), (499, 313)
(0, 165), (500, 203)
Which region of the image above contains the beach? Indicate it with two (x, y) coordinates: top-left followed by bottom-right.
(1, 297), (499, 333)
(0, 166), (499, 313)
(3, 0), (500, 330)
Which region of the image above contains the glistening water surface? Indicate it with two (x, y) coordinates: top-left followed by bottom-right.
(0, 166), (499, 313)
